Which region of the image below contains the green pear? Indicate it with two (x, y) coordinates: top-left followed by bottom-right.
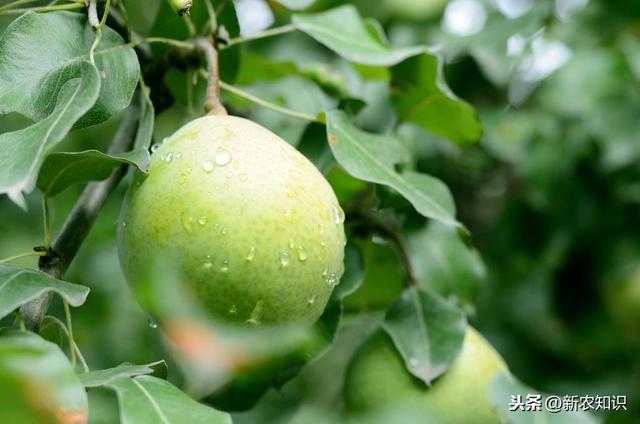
(344, 327), (509, 423)
(118, 115), (345, 325)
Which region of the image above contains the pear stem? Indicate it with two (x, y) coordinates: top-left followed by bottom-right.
(196, 36), (227, 116)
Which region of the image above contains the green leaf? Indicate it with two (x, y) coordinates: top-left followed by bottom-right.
(0, 330), (88, 423)
(391, 53), (483, 145)
(134, 85), (156, 150)
(0, 264), (89, 320)
(0, 11), (139, 127)
(37, 148), (150, 197)
(80, 361), (168, 388)
(0, 61), (100, 208)
(383, 287), (467, 385)
(326, 110), (461, 229)
(106, 375), (232, 424)
(332, 241), (365, 300)
(273, 0), (316, 10)
(491, 374), (600, 424)
(408, 222), (486, 310)
(293, 5), (424, 66)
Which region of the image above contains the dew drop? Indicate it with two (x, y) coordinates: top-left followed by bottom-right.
(243, 198), (249, 204)
(191, 150), (196, 155)
(409, 357), (419, 368)
(322, 267), (329, 277)
(331, 205), (345, 225)
(232, 160), (240, 169)
(229, 304), (237, 315)
(148, 319), (158, 329)
(198, 215), (207, 226)
(297, 247), (307, 262)
(246, 246), (256, 261)
(150, 144), (160, 153)
(122, 221), (127, 227)
(220, 259), (229, 272)
(280, 251), (290, 267)
(214, 150), (232, 166)
(181, 214), (195, 234)
(163, 152), (174, 162)
(318, 224), (325, 236)
(326, 273), (338, 287)
(221, 227), (228, 236)
(175, 152), (183, 159)
(202, 161), (215, 172)
(179, 174), (187, 185)
(215, 185), (221, 190)
(246, 300), (263, 325)
(321, 240), (326, 247)
(226, 171), (233, 179)
(307, 295), (316, 306)
(203, 254), (214, 270)
(239, 173), (248, 183)
(288, 238), (295, 249)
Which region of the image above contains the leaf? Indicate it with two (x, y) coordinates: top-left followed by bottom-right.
(332, 241), (365, 300)
(37, 148), (150, 197)
(391, 53), (483, 145)
(273, 0), (316, 10)
(134, 85), (156, 150)
(106, 375), (232, 424)
(0, 11), (139, 127)
(490, 374), (600, 424)
(0, 330), (88, 423)
(293, 5), (425, 66)
(80, 361), (168, 388)
(408, 222), (486, 310)
(0, 264), (89, 320)
(383, 287), (467, 385)
(326, 110), (462, 229)
(0, 61), (100, 208)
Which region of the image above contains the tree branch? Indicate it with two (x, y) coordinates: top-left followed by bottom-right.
(20, 97), (142, 331)
(196, 36), (227, 116)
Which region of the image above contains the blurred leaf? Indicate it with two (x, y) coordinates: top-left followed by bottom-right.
(0, 264), (89, 320)
(0, 61), (99, 208)
(273, 0), (316, 10)
(383, 287), (467, 385)
(0, 330), (88, 423)
(326, 110), (461, 229)
(293, 5), (424, 66)
(391, 53), (482, 145)
(490, 374), (600, 424)
(80, 361), (168, 388)
(0, 12), (139, 127)
(297, 123), (335, 174)
(37, 149), (150, 197)
(106, 375), (231, 424)
(408, 223), (486, 310)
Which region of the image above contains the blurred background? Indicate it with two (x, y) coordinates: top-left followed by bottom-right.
(1, 0), (640, 422)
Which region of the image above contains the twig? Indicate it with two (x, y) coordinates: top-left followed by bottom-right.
(0, 2), (84, 14)
(218, 79), (320, 123)
(221, 24), (296, 49)
(196, 36), (227, 115)
(19, 97), (142, 331)
(63, 300), (77, 369)
(349, 209), (420, 288)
